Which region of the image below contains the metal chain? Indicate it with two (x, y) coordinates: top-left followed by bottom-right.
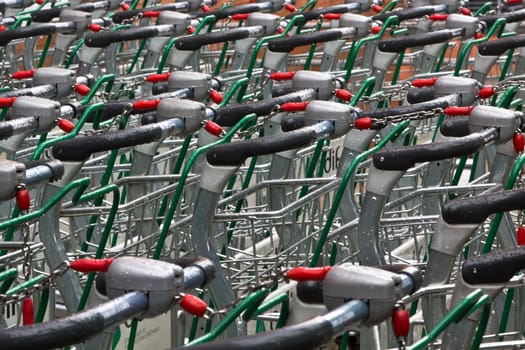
(360, 81), (412, 104)
(370, 106), (444, 128)
(80, 106), (133, 135)
(121, 12), (144, 25)
(0, 261), (70, 305)
(494, 79), (525, 92)
(100, 77), (147, 100)
(205, 268), (287, 317)
(235, 105), (281, 139)
(17, 184), (31, 283)
(0, 47), (10, 85)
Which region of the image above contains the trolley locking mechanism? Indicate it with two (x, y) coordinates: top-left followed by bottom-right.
(322, 264), (421, 326)
(96, 256), (215, 318)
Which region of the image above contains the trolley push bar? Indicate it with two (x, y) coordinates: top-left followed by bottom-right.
(51, 98), (208, 163)
(372, 4), (448, 23)
(176, 264), (422, 350)
(358, 103), (519, 267)
(260, 13), (379, 80)
(284, 0), (381, 22)
(374, 104), (520, 172)
(111, 0), (280, 25)
(83, 10), (195, 48)
(0, 256), (216, 350)
(85, 8), (282, 50)
(431, 187), (525, 279)
(266, 27), (358, 53)
(173, 24), (274, 52)
(193, 0), (292, 20)
(30, 0), (122, 23)
(110, 0), (215, 24)
(377, 14), (482, 54)
(0, 0), (33, 15)
(0, 9), (112, 47)
(440, 227), (525, 349)
(373, 13), (482, 76)
(478, 7), (525, 29)
(206, 102), (358, 166)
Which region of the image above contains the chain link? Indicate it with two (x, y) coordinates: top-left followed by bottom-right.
(360, 81), (412, 104)
(121, 12), (144, 25)
(100, 77), (147, 100)
(370, 106), (444, 128)
(16, 184), (32, 283)
(206, 268), (287, 317)
(80, 106), (133, 135)
(235, 105), (281, 139)
(0, 261), (70, 305)
(494, 79), (525, 92)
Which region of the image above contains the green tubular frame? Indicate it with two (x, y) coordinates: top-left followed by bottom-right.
(157, 16), (217, 73)
(454, 18), (508, 76)
(409, 289), (489, 350)
(120, 115), (257, 350)
(152, 113), (257, 259)
(187, 289), (271, 345)
(239, 15), (306, 101)
(344, 16), (400, 84)
(473, 2), (492, 16)
(310, 119), (410, 267)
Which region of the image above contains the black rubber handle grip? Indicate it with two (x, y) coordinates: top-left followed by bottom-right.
(195, 3), (265, 20)
(268, 29), (345, 53)
(140, 113), (157, 125)
(206, 125), (320, 166)
(0, 123), (14, 140)
(175, 28), (252, 51)
(372, 6), (441, 23)
(439, 117), (470, 137)
(481, 9), (525, 28)
(297, 280), (324, 304)
(84, 26), (168, 47)
(31, 3), (97, 22)
(214, 91), (309, 127)
(478, 35), (525, 56)
(378, 30), (458, 53)
(0, 23), (58, 46)
(31, 7), (64, 22)
(152, 82), (169, 95)
(75, 101), (134, 122)
(285, 4), (360, 21)
(281, 114), (305, 132)
(462, 246), (525, 284)
(272, 83), (294, 97)
(52, 124), (165, 161)
(169, 319), (333, 350)
(406, 87), (435, 104)
(373, 132), (485, 171)
(111, 4), (184, 23)
(359, 98), (450, 120)
(442, 189), (525, 225)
